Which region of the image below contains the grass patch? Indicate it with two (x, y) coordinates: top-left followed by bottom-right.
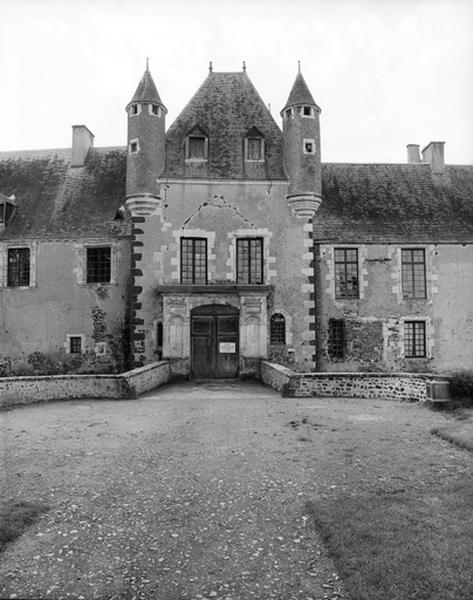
(306, 481), (473, 600)
(0, 500), (48, 552)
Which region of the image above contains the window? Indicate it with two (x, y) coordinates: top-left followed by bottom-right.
(246, 137), (264, 161)
(7, 248), (30, 287)
(404, 321), (426, 358)
(180, 238), (207, 284)
(131, 104), (138, 115)
(285, 108), (293, 119)
(129, 139), (139, 154)
(150, 104), (159, 115)
(187, 136), (207, 160)
(237, 238), (263, 284)
(86, 247), (111, 284)
(303, 138), (315, 154)
(69, 336), (82, 354)
(303, 106), (314, 117)
(328, 319), (345, 359)
(334, 248), (359, 299)
(402, 248), (426, 299)
(270, 313), (286, 344)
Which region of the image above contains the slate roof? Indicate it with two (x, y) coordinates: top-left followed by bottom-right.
(316, 163), (473, 243)
(163, 71), (285, 180)
(282, 72), (319, 112)
(0, 147), (129, 240)
(129, 68), (164, 107)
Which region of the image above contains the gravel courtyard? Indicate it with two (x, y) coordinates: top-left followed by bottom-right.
(1, 380), (471, 600)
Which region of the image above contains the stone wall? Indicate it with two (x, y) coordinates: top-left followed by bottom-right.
(261, 361), (446, 402)
(0, 361), (170, 409)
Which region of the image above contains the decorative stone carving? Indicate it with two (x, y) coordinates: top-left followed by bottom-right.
(287, 193), (322, 218)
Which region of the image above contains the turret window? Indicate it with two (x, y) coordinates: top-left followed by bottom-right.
(130, 104), (140, 115)
(149, 104), (161, 116)
(303, 106), (315, 118)
(285, 108), (293, 119)
(129, 139), (139, 154)
(303, 138), (315, 154)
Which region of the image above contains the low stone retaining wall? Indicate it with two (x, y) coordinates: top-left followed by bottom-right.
(260, 361), (447, 402)
(0, 361), (171, 409)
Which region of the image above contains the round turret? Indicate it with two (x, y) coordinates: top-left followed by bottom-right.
(281, 68), (322, 217)
(125, 62), (167, 213)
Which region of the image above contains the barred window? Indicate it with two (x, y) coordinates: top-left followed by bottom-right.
(7, 248), (30, 287)
(86, 247), (111, 284)
(187, 136), (207, 160)
(402, 248), (426, 299)
(328, 319), (345, 360)
(270, 313), (286, 344)
(404, 321), (426, 358)
(334, 248), (359, 299)
(237, 238), (263, 284)
(181, 238), (207, 284)
(69, 336), (82, 354)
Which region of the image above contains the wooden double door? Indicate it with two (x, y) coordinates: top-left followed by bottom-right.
(191, 305), (239, 379)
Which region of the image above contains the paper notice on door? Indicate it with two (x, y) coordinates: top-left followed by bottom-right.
(219, 342), (236, 353)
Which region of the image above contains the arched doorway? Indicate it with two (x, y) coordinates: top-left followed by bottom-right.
(191, 304), (239, 379)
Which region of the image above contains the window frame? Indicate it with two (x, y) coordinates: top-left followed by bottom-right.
(245, 136), (265, 162)
(334, 247), (359, 299)
(404, 320), (427, 358)
(303, 138), (316, 154)
(129, 138), (139, 154)
(328, 318), (345, 360)
(185, 135), (208, 161)
(180, 237), (208, 284)
(86, 246), (112, 284)
(236, 237), (264, 285)
(66, 333), (86, 355)
(270, 313), (286, 344)
(7, 247), (30, 288)
(401, 248), (427, 300)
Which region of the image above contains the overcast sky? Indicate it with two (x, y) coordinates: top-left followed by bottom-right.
(0, 0), (472, 164)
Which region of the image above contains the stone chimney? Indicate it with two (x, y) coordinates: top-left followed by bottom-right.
(421, 141), (445, 174)
(406, 144), (421, 163)
(71, 125), (94, 167)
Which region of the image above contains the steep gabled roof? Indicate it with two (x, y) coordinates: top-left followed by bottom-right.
(163, 71), (285, 180)
(129, 68), (164, 107)
(282, 72), (319, 112)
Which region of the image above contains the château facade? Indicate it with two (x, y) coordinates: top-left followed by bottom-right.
(1, 63), (472, 378)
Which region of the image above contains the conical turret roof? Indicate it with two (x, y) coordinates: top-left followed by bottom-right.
(282, 71), (320, 112)
(129, 67), (165, 107)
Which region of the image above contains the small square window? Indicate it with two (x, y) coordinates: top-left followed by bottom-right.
(131, 104), (138, 115)
(303, 106), (313, 116)
(151, 105), (159, 115)
(129, 140), (138, 154)
(285, 109), (293, 119)
(303, 139), (315, 154)
(70, 336), (82, 354)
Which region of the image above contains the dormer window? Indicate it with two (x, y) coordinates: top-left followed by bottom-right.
(244, 127), (265, 162)
(0, 193), (17, 228)
(185, 125), (208, 161)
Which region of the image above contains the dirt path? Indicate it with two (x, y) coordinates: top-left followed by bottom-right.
(0, 381), (470, 600)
